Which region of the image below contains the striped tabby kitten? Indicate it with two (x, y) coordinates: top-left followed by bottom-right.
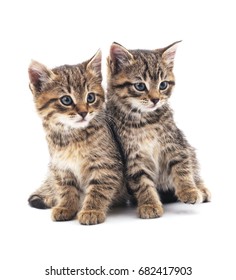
(28, 51), (126, 225)
(107, 42), (211, 219)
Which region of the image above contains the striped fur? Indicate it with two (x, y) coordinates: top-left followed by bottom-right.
(107, 42), (211, 219)
(28, 51), (126, 225)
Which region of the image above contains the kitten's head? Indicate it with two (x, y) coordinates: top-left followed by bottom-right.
(107, 41), (180, 112)
(28, 50), (104, 129)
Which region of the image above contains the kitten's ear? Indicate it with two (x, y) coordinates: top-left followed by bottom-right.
(28, 60), (55, 94)
(160, 41), (181, 69)
(109, 42), (134, 72)
(87, 49), (102, 79)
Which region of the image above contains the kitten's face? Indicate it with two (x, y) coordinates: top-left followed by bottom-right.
(28, 51), (104, 129)
(107, 42), (180, 112)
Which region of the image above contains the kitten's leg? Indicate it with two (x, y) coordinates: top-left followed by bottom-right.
(195, 179), (211, 202)
(169, 158), (203, 204)
(77, 187), (108, 225)
(129, 176), (163, 219)
(77, 175), (120, 225)
(28, 177), (57, 209)
(127, 158), (163, 219)
(51, 171), (80, 221)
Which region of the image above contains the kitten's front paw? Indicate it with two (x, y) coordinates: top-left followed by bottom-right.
(138, 204), (163, 219)
(77, 210), (106, 225)
(199, 187), (211, 202)
(177, 188), (203, 204)
(52, 207), (77, 221)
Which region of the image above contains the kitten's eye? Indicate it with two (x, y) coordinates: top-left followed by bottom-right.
(60, 95), (73, 106)
(134, 83), (146, 91)
(159, 81), (169, 90)
(87, 92), (96, 104)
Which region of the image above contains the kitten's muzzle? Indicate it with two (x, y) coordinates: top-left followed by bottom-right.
(151, 98), (159, 105)
(78, 111), (88, 119)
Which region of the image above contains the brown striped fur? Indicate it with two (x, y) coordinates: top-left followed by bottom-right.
(107, 42), (211, 219)
(28, 51), (126, 225)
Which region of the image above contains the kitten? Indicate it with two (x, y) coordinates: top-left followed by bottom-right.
(28, 51), (126, 225)
(106, 42), (211, 219)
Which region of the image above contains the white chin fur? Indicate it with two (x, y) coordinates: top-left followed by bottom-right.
(58, 115), (94, 129)
(131, 100), (165, 112)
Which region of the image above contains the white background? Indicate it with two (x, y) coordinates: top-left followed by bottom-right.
(1, 0), (235, 279)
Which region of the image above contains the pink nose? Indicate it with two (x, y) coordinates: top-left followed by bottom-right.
(151, 98), (159, 105)
(78, 112), (87, 119)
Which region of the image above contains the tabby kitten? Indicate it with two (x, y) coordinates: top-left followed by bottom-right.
(107, 42), (211, 219)
(28, 51), (126, 225)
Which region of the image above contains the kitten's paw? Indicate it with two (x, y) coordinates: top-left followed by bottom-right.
(28, 195), (48, 209)
(51, 207), (77, 221)
(77, 210), (106, 225)
(177, 188), (203, 204)
(199, 187), (211, 202)
(138, 204), (163, 219)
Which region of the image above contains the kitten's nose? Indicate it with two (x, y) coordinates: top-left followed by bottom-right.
(78, 111), (88, 119)
(151, 98), (159, 105)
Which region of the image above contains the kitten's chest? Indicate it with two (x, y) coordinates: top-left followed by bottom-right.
(140, 130), (159, 162)
(123, 126), (160, 162)
(51, 144), (85, 183)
